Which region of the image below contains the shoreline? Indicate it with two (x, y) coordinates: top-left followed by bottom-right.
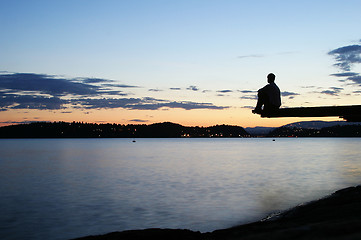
(72, 185), (361, 240)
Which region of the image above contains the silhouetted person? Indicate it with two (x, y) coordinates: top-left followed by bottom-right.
(253, 73), (281, 114)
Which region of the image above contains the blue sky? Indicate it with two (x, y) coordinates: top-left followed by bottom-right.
(1, 0), (361, 127)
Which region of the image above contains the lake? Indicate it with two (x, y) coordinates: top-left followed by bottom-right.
(1, 138), (361, 240)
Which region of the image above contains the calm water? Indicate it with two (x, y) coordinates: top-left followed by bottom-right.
(1, 138), (361, 240)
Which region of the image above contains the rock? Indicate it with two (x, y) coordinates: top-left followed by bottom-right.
(72, 185), (361, 240)
(72, 228), (202, 240)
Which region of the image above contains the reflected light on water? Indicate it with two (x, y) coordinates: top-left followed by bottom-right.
(0, 138), (361, 240)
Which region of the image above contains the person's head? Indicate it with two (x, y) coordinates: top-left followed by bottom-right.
(267, 73), (276, 83)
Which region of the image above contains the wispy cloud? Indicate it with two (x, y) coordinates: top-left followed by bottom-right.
(238, 90), (257, 93)
(186, 85), (199, 91)
(241, 105), (255, 109)
(321, 90), (339, 96)
(238, 54), (264, 59)
(328, 42), (361, 88)
(282, 91), (299, 97)
(328, 44), (361, 72)
(217, 90), (233, 93)
(73, 97), (228, 110)
(129, 119), (149, 123)
(0, 94), (66, 110)
(240, 96), (257, 100)
(239, 89), (257, 100)
(148, 88), (163, 92)
(0, 72), (228, 111)
(238, 52), (295, 60)
(320, 87), (343, 96)
(347, 75), (361, 85)
(330, 72), (359, 77)
(330, 71), (361, 86)
(0, 72), (137, 97)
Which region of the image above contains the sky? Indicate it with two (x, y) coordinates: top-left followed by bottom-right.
(1, 0), (361, 127)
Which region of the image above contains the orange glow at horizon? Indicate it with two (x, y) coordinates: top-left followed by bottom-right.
(0, 107), (344, 128)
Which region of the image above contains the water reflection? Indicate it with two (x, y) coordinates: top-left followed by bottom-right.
(1, 138), (361, 240)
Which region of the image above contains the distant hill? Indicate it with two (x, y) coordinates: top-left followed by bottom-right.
(282, 120), (361, 129)
(244, 127), (276, 136)
(267, 120), (361, 137)
(0, 121), (250, 138)
(244, 121), (358, 136)
(268, 124), (361, 137)
(2, 120), (361, 138)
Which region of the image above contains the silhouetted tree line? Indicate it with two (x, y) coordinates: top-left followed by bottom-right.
(0, 121), (250, 138)
(268, 125), (361, 137)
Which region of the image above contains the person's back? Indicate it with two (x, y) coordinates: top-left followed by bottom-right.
(262, 81), (281, 108)
(253, 73), (281, 113)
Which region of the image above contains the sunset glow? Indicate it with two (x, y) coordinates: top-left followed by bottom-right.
(1, 1), (361, 127)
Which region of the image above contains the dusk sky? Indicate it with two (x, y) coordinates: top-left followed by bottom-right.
(1, 0), (361, 127)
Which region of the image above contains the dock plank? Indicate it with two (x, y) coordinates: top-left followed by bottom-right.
(255, 105), (361, 122)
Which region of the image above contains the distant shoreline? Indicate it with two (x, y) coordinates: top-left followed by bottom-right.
(1, 121), (361, 138)
(73, 185), (361, 240)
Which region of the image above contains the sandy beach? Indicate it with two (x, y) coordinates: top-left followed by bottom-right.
(73, 185), (361, 240)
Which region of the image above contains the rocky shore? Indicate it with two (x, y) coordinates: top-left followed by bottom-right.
(73, 185), (361, 240)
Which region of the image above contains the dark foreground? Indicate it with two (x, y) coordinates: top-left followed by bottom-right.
(257, 105), (361, 122)
(73, 185), (361, 240)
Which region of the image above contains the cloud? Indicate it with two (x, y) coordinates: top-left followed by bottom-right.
(240, 96), (257, 100)
(328, 44), (361, 71)
(187, 85), (199, 91)
(281, 91), (299, 97)
(321, 90), (339, 96)
(217, 90), (233, 93)
(329, 71), (361, 86)
(330, 87), (344, 91)
(330, 72), (359, 77)
(148, 88), (163, 92)
(0, 72), (137, 97)
(238, 90), (257, 93)
(129, 119), (149, 123)
(239, 90), (300, 100)
(124, 98), (228, 110)
(0, 73), (98, 96)
(347, 75), (361, 85)
(166, 101), (227, 110)
(1, 94), (228, 111)
(238, 54), (264, 59)
(0, 93), (66, 110)
(328, 43), (361, 89)
(0, 72), (229, 111)
(301, 86), (319, 90)
(238, 52), (296, 60)
(100, 83), (138, 88)
(80, 78), (110, 84)
(238, 89), (258, 101)
(242, 105), (255, 109)
(320, 87), (343, 96)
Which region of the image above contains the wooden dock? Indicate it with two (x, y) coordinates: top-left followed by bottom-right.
(255, 105), (361, 122)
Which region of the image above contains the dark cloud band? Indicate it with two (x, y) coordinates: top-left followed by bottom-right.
(0, 72), (137, 97)
(0, 72), (228, 111)
(328, 44), (361, 72)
